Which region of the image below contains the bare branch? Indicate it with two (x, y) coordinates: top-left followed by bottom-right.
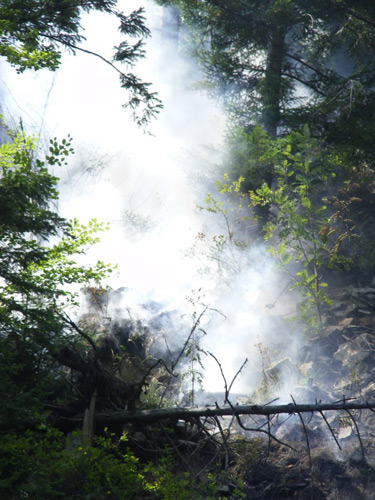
(233, 412), (296, 451)
(171, 307), (208, 373)
(228, 358), (248, 395)
(291, 395), (311, 467)
(319, 410), (342, 451)
(208, 351), (248, 403)
(58, 312), (97, 353)
(345, 409), (366, 461)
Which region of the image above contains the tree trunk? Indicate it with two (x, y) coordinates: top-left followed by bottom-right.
(82, 391), (96, 446)
(261, 25), (286, 141)
(256, 24), (286, 227)
(162, 5), (180, 47)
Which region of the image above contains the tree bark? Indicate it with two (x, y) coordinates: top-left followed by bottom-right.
(82, 391), (96, 446)
(261, 25), (286, 141)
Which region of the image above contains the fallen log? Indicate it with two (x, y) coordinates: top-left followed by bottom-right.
(94, 400), (375, 425)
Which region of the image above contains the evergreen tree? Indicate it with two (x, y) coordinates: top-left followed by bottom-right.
(156, 1), (375, 155)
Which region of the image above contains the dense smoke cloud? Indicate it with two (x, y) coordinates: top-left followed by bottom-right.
(0, 0), (300, 398)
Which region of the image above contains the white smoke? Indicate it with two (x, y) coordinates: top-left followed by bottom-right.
(0, 0), (300, 398)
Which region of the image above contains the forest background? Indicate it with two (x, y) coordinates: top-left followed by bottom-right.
(1, 1), (375, 498)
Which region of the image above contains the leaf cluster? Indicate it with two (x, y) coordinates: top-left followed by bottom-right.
(0, 131), (113, 428)
(0, 1), (162, 125)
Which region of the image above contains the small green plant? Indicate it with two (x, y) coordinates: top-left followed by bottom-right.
(139, 380), (176, 409)
(249, 126), (356, 332)
(225, 125), (277, 192)
(198, 174), (253, 281)
(202, 125), (359, 333)
(182, 291), (209, 406)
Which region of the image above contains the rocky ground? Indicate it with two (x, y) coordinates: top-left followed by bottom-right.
(232, 285), (375, 499)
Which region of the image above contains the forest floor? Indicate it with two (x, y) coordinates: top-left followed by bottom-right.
(231, 283), (375, 499)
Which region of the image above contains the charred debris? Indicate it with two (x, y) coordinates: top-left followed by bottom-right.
(40, 282), (375, 498)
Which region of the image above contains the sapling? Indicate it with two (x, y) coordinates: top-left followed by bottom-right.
(250, 126), (356, 332)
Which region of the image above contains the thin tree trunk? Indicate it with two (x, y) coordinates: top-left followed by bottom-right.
(162, 6), (180, 46)
(262, 25), (286, 141)
(82, 390), (96, 446)
(256, 24), (286, 228)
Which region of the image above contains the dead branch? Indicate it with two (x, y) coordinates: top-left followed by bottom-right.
(58, 312), (98, 353)
(291, 395), (311, 467)
(171, 306), (208, 373)
(208, 351), (248, 403)
(92, 400), (375, 426)
(319, 410), (342, 450)
(345, 409), (365, 461)
(233, 411), (297, 452)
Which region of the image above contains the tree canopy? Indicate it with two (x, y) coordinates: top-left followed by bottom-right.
(157, 0), (375, 155)
(0, 0), (162, 125)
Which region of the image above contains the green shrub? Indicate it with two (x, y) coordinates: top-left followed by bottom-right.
(0, 427), (243, 499)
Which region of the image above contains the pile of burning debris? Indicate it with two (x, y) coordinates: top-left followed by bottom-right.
(50, 285), (375, 498)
